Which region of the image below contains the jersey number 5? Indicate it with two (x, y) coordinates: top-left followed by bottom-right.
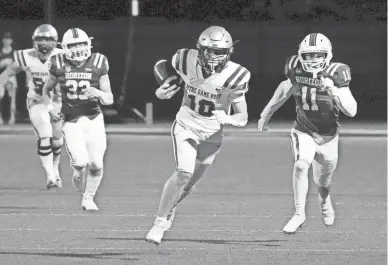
(32, 77), (44, 95)
(187, 94), (215, 117)
(301, 86), (319, 111)
(66, 80), (90, 100)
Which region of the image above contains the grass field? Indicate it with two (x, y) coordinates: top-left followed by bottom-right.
(0, 134), (386, 265)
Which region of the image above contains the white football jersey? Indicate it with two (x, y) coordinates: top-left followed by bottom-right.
(13, 48), (63, 100)
(172, 48), (250, 135)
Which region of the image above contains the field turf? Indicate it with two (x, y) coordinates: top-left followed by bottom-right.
(0, 134), (386, 265)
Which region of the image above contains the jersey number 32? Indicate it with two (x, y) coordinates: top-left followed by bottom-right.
(66, 80), (90, 100)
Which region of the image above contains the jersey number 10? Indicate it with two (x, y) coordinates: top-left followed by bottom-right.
(301, 86), (319, 111)
(66, 80), (90, 100)
(187, 94), (215, 117)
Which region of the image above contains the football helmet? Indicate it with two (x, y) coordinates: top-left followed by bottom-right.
(32, 24), (58, 55)
(196, 26), (234, 74)
(298, 33), (333, 73)
(61, 28), (92, 62)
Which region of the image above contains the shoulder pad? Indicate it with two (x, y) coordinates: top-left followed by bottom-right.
(92, 53), (109, 74)
(172, 48), (190, 75)
(285, 55), (299, 78)
(222, 63), (251, 90)
(323, 63), (351, 88)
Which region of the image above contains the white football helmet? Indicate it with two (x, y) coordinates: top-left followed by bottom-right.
(298, 33), (333, 73)
(61, 28), (92, 62)
(196, 26), (235, 74)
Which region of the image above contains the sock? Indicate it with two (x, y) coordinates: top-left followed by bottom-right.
(157, 171), (187, 218)
(52, 138), (63, 175)
(38, 138), (54, 181)
(293, 162), (309, 217)
(317, 185), (331, 201)
(84, 169), (103, 198)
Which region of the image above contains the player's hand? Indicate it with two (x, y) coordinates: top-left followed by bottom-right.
(82, 87), (101, 99)
(212, 110), (231, 125)
(320, 77), (339, 97)
(155, 83), (179, 100)
(257, 118), (269, 132)
(49, 110), (62, 123)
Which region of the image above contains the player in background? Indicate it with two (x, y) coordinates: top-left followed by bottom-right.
(0, 24), (64, 189)
(42, 28), (113, 210)
(146, 26), (251, 244)
(257, 33), (357, 233)
(0, 32), (17, 124)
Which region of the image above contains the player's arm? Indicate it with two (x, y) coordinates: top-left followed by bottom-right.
(258, 79), (294, 131)
(322, 64), (357, 117)
(95, 74), (114, 105)
(42, 74), (59, 111)
(83, 55), (113, 105)
(213, 78), (250, 127)
(0, 63), (27, 88)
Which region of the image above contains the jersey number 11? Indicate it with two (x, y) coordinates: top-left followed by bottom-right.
(301, 86), (319, 111)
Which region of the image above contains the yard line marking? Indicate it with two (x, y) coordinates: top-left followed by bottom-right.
(0, 213), (385, 219)
(0, 247), (384, 253)
(0, 228), (385, 234)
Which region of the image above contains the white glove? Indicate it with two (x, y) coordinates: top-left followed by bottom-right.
(257, 118), (269, 132)
(212, 110), (232, 125)
(155, 82), (180, 100)
(321, 77), (339, 97)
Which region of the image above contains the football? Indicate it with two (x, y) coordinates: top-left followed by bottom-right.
(154, 59), (183, 88)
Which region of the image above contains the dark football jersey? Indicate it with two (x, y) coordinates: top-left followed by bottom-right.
(49, 52), (109, 122)
(285, 55), (352, 144)
(0, 48), (14, 74)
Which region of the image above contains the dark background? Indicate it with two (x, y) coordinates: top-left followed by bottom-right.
(1, 0), (386, 122)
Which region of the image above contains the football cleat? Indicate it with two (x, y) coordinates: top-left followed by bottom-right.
(46, 177), (61, 190)
(320, 195), (335, 226)
(81, 195), (98, 211)
(55, 177), (62, 188)
(283, 214), (306, 234)
(145, 217), (168, 245)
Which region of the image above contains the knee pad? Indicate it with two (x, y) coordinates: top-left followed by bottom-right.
(89, 167), (103, 177)
(176, 170), (192, 187)
(52, 137), (63, 157)
(37, 138), (52, 156)
(294, 160), (310, 175)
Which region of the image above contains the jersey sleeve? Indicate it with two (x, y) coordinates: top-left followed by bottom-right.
(326, 63), (351, 88)
(284, 55), (299, 79)
(13, 50), (27, 67)
(92, 53), (109, 75)
(171, 48), (189, 76)
(228, 68), (251, 103)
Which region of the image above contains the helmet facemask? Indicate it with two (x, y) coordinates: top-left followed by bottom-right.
(197, 44), (232, 74)
(300, 52), (328, 73)
(63, 41), (91, 62)
(33, 36), (57, 55)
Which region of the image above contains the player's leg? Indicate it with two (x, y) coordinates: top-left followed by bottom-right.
(62, 119), (89, 193)
(146, 121), (198, 244)
(7, 77), (17, 125)
(166, 138), (223, 230)
(51, 102), (63, 185)
(283, 128), (316, 233)
(313, 135), (339, 226)
(83, 114), (107, 211)
(27, 100), (57, 188)
(0, 83), (5, 124)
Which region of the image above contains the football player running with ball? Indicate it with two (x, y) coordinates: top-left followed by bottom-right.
(42, 28), (113, 210)
(0, 24), (64, 189)
(146, 26), (251, 244)
(257, 33), (357, 233)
